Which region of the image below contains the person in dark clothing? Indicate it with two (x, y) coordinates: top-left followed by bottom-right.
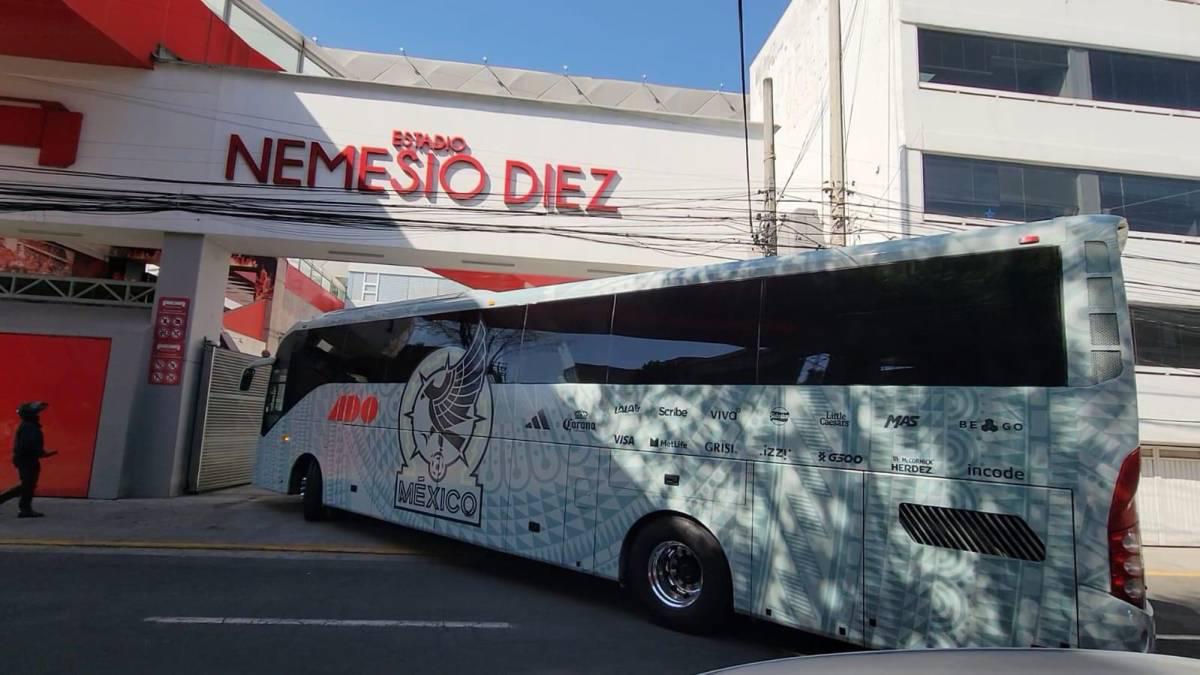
(0, 401), (55, 517)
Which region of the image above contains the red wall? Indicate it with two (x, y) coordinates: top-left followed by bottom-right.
(0, 333), (111, 498)
(284, 263), (345, 314)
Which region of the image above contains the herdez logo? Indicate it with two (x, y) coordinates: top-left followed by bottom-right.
(395, 323), (492, 527)
(563, 410), (597, 432)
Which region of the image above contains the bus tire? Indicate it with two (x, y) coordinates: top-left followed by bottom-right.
(301, 460), (327, 522)
(627, 515), (731, 634)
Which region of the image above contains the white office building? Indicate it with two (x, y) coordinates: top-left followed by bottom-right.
(753, 0), (1200, 543)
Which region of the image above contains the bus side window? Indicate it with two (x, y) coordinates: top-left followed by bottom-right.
(515, 296), (613, 384)
(608, 280), (760, 385)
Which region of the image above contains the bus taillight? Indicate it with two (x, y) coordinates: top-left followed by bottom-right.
(1108, 448), (1145, 608)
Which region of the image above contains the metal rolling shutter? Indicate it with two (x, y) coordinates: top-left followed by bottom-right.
(187, 344), (270, 492)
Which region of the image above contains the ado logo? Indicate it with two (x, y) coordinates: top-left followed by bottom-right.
(395, 323), (492, 526)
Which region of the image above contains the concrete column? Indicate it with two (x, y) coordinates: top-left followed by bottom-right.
(128, 233), (229, 496)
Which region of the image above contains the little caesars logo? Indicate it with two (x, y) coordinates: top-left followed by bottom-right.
(395, 325), (491, 527)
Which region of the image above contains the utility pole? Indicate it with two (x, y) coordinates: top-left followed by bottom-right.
(827, 0), (848, 246)
(761, 77), (778, 256)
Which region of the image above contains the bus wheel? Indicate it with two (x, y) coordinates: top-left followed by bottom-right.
(628, 515), (731, 633)
(301, 461), (327, 522)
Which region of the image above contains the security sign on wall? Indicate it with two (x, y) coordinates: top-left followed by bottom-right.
(149, 296), (190, 386)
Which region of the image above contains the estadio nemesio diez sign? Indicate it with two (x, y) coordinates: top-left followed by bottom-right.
(224, 132), (620, 214)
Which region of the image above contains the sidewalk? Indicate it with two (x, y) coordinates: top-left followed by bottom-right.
(0, 487), (442, 556)
(1, 490), (1197, 577)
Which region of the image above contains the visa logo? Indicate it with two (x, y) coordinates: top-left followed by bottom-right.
(613, 434), (635, 446)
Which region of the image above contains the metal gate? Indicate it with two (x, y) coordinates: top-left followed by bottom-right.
(187, 343), (269, 492)
(1139, 446), (1200, 547)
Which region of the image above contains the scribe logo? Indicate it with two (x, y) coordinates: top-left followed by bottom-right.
(525, 409), (551, 431)
(328, 394), (379, 423)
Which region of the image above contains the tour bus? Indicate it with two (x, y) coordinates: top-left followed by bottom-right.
(251, 214), (1153, 652)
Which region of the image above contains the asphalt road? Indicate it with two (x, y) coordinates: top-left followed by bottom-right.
(0, 517), (1194, 674)
(0, 547), (824, 675)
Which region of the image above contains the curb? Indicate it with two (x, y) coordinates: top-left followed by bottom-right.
(0, 538), (423, 556)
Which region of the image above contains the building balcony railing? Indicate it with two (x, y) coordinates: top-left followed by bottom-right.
(0, 272), (156, 308)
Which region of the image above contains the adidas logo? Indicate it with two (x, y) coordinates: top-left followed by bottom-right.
(525, 410), (551, 431)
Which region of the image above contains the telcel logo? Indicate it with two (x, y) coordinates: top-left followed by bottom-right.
(328, 394), (379, 423)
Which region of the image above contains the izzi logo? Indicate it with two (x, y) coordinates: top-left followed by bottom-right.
(614, 403), (641, 415)
(884, 414), (920, 429)
(649, 438), (687, 449)
(562, 410), (597, 432)
(819, 411), (849, 427)
(769, 407), (790, 425)
(709, 408), (739, 421)
(525, 409), (551, 431)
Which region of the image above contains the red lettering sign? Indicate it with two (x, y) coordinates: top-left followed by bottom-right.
(223, 133), (621, 214)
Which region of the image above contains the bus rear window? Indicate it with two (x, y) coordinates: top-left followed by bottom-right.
(757, 247), (1067, 387)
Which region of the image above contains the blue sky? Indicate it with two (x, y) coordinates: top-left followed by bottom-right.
(265, 0), (791, 91)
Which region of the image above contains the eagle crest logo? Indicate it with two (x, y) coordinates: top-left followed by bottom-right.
(395, 323), (492, 526)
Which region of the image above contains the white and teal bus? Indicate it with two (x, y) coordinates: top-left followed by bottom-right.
(252, 214), (1153, 651)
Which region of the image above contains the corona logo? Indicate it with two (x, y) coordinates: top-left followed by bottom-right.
(328, 394), (379, 423)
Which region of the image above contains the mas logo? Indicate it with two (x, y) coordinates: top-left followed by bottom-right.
(395, 324), (492, 527)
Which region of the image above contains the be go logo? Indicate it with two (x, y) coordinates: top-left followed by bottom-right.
(327, 394), (379, 424)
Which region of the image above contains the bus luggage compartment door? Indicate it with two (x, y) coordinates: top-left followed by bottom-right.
(750, 463), (865, 642)
(863, 473), (1077, 649)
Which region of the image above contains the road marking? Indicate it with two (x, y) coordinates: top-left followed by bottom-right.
(0, 538), (422, 556)
(1158, 634), (1200, 641)
(144, 617), (512, 629)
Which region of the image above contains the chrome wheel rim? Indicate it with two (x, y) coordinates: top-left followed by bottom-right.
(648, 540), (703, 609)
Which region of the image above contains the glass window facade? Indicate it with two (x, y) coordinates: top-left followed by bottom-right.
(1131, 304), (1200, 369)
(924, 154), (1200, 237)
(919, 28), (1200, 113)
(918, 29), (1069, 96)
(1091, 49), (1200, 112)
(923, 156), (1079, 222)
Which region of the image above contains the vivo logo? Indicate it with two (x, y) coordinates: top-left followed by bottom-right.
(328, 394), (379, 423)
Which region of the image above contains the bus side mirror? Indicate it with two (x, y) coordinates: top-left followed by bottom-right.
(239, 368), (255, 391)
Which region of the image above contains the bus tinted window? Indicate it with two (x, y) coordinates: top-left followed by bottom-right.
(515, 296), (613, 384)
(758, 248), (1067, 386)
(283, 326), (352, 412)
(341, 319), (407, 383)
(385, 309), (525, 384)
(609, 280), (761, 385)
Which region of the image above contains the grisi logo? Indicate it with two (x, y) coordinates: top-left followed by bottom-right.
(395, 323), (491, 526)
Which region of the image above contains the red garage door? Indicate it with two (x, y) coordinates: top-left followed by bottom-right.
(0, 333), (110, 497)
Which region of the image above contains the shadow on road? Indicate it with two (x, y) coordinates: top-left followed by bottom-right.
(261, 497), (857, 656)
